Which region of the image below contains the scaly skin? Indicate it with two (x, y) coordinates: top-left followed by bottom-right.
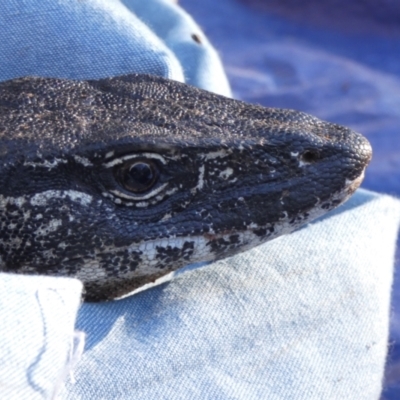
(0, 74), (372, 301)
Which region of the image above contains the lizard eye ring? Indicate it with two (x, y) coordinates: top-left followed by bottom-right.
(102, 153), (169, 202)
(116, 159), (158, 193)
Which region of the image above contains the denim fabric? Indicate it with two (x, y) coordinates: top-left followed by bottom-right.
(0, 0), (399, 399)
(122, 0), (231, 96)
(0, 274), (82, 399)
(0, 0), (231, 96)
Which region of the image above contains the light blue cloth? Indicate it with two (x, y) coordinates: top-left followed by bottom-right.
(0, 0), (230, 96)
(0, 274), (82, 400)
(0, 1), (399, 399)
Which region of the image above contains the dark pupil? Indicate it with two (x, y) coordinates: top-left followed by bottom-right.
(124, 162), (155, 192)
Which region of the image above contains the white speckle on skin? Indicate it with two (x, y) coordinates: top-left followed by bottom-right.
(219, 167), (233, 179)
(30, 190), (93, 207)
(74, 155), (93, 167)
(345, 179), (353, 187)
(299, 160), (308, 167)
(203, 150), (230, 160)
(76, 259), (106, 281)
(23, 210), (31, 222)
(160, 212), (172, 221)
(23, 158), (68, 170)
(102, 192), (112, 199)
(104, 153), (167, 168)
(0, 195), (27, 209)
(191, 165), (205, 194)
(135, 201), (149, 208)
(14, 197), (26, 208)
(165, 188), (178, 196)
(34, 218), (62, 236)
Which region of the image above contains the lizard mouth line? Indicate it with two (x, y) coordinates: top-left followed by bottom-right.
(345, 169), (365, 194)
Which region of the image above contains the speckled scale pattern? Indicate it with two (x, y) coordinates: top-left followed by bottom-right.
(0, 74), (372, 301)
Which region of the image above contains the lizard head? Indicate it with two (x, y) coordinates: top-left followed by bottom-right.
(0, 74), (372, 300)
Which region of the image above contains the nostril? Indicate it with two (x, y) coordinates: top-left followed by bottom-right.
(300, 150), (320, 164)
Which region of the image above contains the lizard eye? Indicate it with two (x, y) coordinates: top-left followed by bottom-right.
(103, 153), (169, 203)
(117, 160), (158, 193)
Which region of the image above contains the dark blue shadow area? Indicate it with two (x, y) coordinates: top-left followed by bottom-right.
(76, 281), (171, 350)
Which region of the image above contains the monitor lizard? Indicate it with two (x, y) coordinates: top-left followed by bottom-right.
(0, 74), (372, 301)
